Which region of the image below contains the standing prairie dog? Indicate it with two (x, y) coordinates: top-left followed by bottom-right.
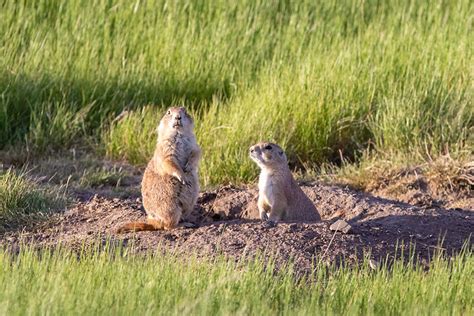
(117, 107), (201, 232)
(249, 142), (321, 223)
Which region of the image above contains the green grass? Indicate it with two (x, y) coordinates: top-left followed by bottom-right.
(78, 165), (126, 188)
(1, 0), (472, 186)
(0, 169), (66, 231)
(0, 246), (472, 315)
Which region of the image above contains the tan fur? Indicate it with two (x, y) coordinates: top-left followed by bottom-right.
(249, 142), (321, 223)
(117, 107), (201, 233)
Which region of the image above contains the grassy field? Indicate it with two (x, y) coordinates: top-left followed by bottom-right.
(0, 246), (472, 315)
(0, 169), (66, 232)
(0, 2), (472, 314)
(0, 0), (472, 186)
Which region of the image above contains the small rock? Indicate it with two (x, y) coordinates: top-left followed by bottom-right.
(302, 231), (317, 239)
(288, 223), (298, 232)
(329, 219), (352, 234)
(163, 233), (177, 241)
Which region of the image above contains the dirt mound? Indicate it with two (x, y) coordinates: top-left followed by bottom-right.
(1, 182), (472, 273)
(360, 158), (473, 210)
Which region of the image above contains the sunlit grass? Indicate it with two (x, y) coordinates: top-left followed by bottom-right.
(0, 169), (66, 231)
(0, 0), (472, 186)
(0, 245), (472, 315)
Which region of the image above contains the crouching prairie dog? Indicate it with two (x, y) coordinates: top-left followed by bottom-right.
(117, 107), (201, 232)
(249, 142), (321, 223)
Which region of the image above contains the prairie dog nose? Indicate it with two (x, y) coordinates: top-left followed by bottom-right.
(175, 114), (182, 120)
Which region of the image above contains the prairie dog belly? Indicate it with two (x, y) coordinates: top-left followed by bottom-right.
(173, 139), (197, 183)
(165, 135), (192, 168)
(259, 171), (274, 206)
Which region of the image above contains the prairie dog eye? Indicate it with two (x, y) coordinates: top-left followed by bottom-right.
(167, 110), (171, 115)
(264, 145), (272, 150)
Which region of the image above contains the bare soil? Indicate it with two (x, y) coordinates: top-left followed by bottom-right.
(1, 177), (472, 273)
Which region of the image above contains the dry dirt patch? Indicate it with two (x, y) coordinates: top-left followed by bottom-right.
(2, 182), (472, 273)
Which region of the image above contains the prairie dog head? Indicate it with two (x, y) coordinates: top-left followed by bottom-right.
(158, 107), (194, 136)
(249, 142), (288, 171)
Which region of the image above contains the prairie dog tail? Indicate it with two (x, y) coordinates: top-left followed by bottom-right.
(116, 219), (171, 233)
